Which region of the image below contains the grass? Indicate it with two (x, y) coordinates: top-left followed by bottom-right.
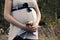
(0, 34), (8, 40)
(38, 24), (60, 40)
(0, 23), (60, 40)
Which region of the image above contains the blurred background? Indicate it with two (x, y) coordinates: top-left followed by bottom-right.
(0, 0), (60, 40)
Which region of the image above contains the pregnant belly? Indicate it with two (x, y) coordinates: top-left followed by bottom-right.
(11, 8), (37, 24)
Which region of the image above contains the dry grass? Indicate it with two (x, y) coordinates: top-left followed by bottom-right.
(0, 24), (60, 40)
(0, 34), (8, 40)
(38, 24), (60, 40)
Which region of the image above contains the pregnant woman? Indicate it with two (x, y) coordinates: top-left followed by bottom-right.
(4, 0), (41, 40)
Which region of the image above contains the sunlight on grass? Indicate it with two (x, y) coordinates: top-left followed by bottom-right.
(0, 24), (60, 40)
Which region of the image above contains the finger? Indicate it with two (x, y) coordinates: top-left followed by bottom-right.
(32, 26), (37, 29)
(33, 27), (38, 30)
(31, 27), (35, 31)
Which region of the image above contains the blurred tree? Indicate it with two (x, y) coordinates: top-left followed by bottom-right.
(0, 0), (9, 34)
(37, 0), (60, 25)
(0, 0), (60, 33)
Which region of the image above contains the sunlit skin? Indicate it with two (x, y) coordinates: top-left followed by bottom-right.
(4, 0), (41, 32)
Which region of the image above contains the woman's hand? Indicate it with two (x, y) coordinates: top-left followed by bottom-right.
(25, 24), (38, 32)
(32, 24), (39, 31)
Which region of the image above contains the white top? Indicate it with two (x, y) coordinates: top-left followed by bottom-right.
(8, 0), (38, 40)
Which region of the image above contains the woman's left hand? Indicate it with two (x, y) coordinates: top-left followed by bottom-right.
(31, 24), (39, 32)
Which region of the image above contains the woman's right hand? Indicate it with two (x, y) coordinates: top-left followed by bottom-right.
(25, 24), (37, 32)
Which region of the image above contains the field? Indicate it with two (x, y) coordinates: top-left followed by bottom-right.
(0, 24), (60, 40)
(0, 34), (8, 40)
